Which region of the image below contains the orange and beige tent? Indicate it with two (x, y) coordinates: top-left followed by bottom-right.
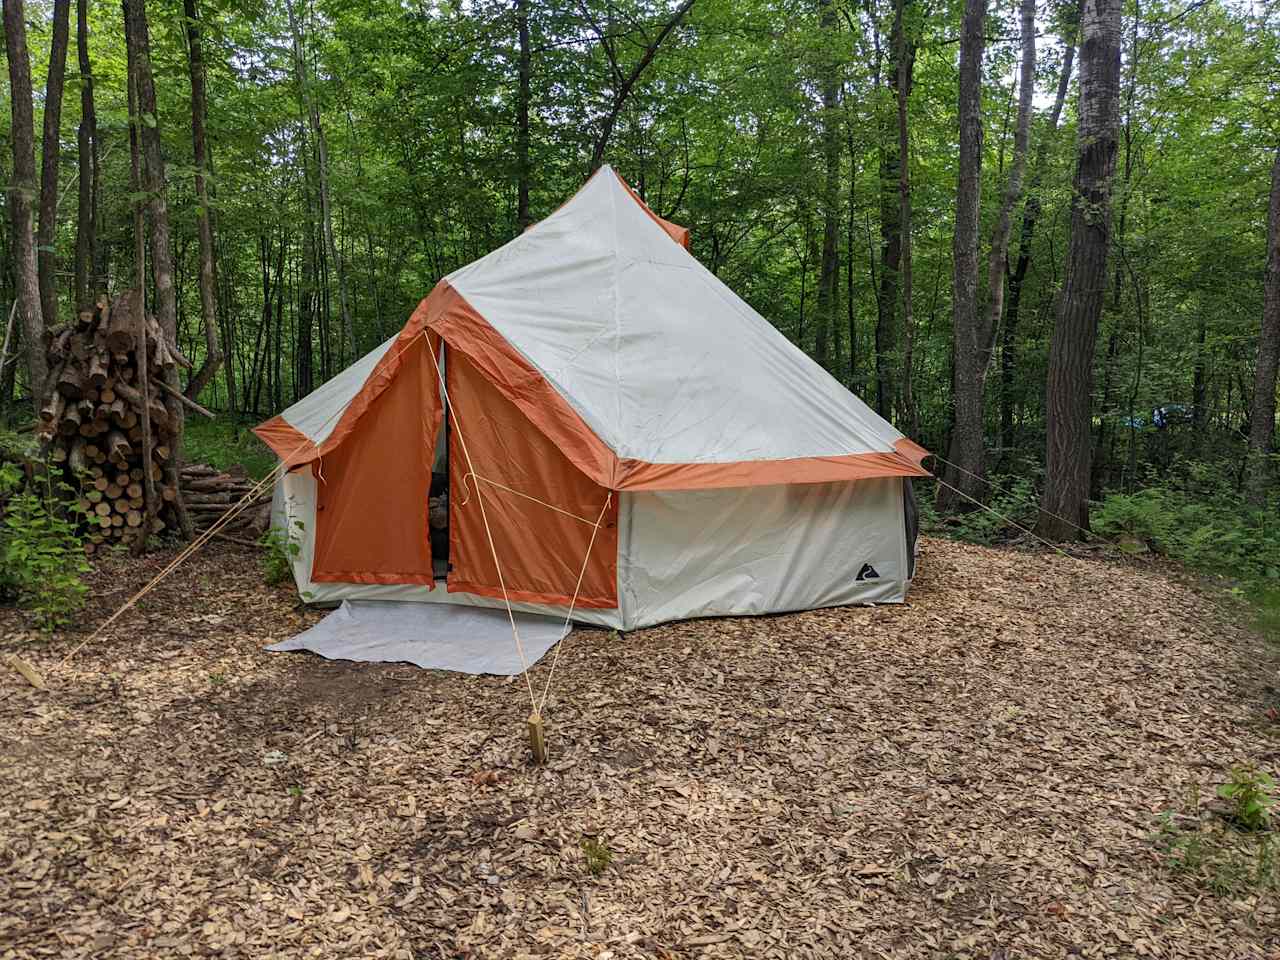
(254, 166), (929, 631)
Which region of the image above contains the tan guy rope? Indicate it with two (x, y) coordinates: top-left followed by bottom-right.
(456, 472), (600, 526)
(60, 330), (432, 673)
(537, 491), (612, 716)
(423, 334), (540, 715)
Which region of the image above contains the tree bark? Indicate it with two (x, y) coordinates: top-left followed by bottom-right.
(3, 0), (48, 412)
(515, 0), (532, 230)
(73, 0), (100, 312)
(124, 0), (194, 540)
(181, 0), (224, 401)
(814, 0), (841, 368)
(1000, 22), (1076, 457)
(1246, 147), (1280, 504)
(935, 0), (987, 513)
(1037, 0), (1123, 539)
(895, 0), (917, 435)
(36, 0), (72, 330)
(874, 1), (915, 421)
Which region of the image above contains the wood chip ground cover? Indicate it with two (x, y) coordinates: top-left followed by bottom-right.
(1, 537), (1277, 958)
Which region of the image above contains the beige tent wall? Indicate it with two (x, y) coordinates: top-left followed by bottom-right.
(272, 469), (909, 633)
(616, 478), (908, 630)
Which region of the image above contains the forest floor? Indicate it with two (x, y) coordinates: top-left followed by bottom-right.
(1, 537), (1278, 959)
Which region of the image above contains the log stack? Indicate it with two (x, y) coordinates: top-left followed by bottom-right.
(180, 463), (272, 540)
(36, 291), (190, 554)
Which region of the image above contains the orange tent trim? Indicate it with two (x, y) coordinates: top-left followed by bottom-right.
(254, 282), (931, 495)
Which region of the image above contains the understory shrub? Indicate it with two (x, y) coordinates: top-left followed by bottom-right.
(919, 474), (1039, 545)
(1091, 459), (1280, 593)
(0, 460), (90, 630)
(259, 520), (303, 586)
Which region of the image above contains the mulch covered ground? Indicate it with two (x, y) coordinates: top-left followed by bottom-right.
(1, 536), (1278, 959)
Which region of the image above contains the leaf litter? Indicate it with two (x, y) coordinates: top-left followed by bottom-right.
(0, 536), (1277, 958)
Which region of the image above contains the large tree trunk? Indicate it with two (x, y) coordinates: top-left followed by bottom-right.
(1246, 147), (1280, 504)
(874, 2), (915, 421)
(1001, 25), (1077, 457)
(36, 0), (72, 330)
(894, 0), (917, 435)
(73, 0), (100, 312)
(1036, 0), (1123, 540)
(515, 0), (532, 230)
(813, 0), (841, 368)
(3, 0), (48, 412)
(124, 0), (194, 540)
(182, 0), (224, 401)
(935, 0), (987, 513)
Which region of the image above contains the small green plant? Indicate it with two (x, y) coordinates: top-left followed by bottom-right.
(0, 461), (90, 630)
(581, 836), (612, 877)
(1154, 806), (1279, 896)
(209, 671), (228, 686)
(260, 520), (303, 586)
(1217, 765), (1275, 832)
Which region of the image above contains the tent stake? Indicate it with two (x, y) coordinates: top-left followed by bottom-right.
(527, 711), (547, 765)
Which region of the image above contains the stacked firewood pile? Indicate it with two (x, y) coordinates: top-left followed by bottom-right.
(35, 292), (190, 552)
(180, 463), (271, 540)
(33, 291), (272, 553)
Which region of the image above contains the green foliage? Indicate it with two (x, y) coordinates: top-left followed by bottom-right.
(1217, 765), (1275, 832)
(0, 462), (90, 631)
(920, 475), (1039, 545)
(1153, 786), (1279, 896)
(1091, 461), (1280, 590)
(580, 836), (612, 877)
(259, 520), (302, 587)
(183, 416), (277, 481)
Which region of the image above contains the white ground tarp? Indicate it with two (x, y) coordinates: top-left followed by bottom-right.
(266, 600), (569, 675)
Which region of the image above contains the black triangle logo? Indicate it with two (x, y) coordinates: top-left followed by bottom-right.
(856, 563), (880, 582)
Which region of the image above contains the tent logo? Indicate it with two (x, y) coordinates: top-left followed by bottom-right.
(856, 563), (880, 582)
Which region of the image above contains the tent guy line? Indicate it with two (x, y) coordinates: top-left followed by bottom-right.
(52, 326), (435, 676)
(456, 471), (602, 526)
(537, 491), (614, 717)
(424, 330), (541, 715)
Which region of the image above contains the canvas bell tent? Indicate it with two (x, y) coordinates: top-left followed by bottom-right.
(254, 167), (930, 631)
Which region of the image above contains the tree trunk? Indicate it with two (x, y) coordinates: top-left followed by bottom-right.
(935, 0), (987, 513)
(874, 2), (915, 422)
(1246, 147), (1280, 504)
(126, 66), (156, 555)
(124, 0), (194, 540)
(73, 0), (99, 312)
(36, 0), (72, 330)
(182, 0), (224, 401)
(515, 0), (532, 230)
(1036, 0), (1123, 540)
(813, 0), (841, 368)
(1001, 24), (1077, 457)
(3, 0), (48, 412)
(895, 0), (917, 436)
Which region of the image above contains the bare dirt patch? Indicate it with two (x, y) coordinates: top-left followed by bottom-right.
(1, 537), (1277, 958)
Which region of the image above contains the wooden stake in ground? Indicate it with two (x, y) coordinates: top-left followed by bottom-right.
(527, 712), (547, 765)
